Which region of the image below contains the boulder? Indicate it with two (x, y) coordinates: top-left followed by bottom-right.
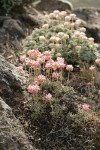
(0, 17), (25, 60)
(0, 97), (35, 150)
(2, 18), (25, 38)
(0, 55), (27, 107)
(34, 0), (73, 13)
(0, 8), (43, 60)
(0, 55), (35, 150)
(20, 8), (44, 28)
(73, 8), (100, 43)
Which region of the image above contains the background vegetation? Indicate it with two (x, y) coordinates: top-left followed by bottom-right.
(0, 0), (36, 13)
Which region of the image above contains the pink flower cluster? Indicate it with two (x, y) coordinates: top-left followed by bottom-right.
(43, 93), (52, 102)
(20, 49), (53, 69)
(45, 59), (53, 70)
(27, 74), (47, 94)
(27, 76), (53, 102)
(20, 55), (26, 62)
(88, 59), (100, 73)
(98, 90), (100, 96)
(20, 49), (74, 102)
(27, 49), (41, 59)
(20, 49), (74, 76)
(37, 74), (46, 84)
(52, 72), (59, 79)
(45, 57), (67, 70)
(82, 103), (90, 112)
(66, 65), (73, 72)
(27, 84), (40, 94)
(95, 58), (100, 65)
(89, 66), (96, 71)
(43, 51), (52, 60)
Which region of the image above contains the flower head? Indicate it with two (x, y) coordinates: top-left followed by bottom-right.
(52, 72), (59, 79)
(45, 59), (54, 70)
(79, 27), (86, 32)
(95, 58), (100, 65)
(42, 24), (49, 29)
(37, 55), (46, 64)
(98, 90), (100, 96)
(52, 61), (59, 70)
(53, 10), (60, 15)
(59, 11), (67, 17)
(55, 44), (62, 49)
(39, 36), (46, 41)
(43, 51), (52, 60)
(31, 61), (40, 68)
(43, 93), (52, 102)
(65, 16), (71, 21)
(27, 84), (40, 94)
(89, 66), (96, 71)
(57, 57), (64, 63)
(49, 13), (55, 18)
(32, 80), (39, 85)
(20, 55), (26, 62)
(57, 32), (65, 38)
(70, 13), (76, 20)
(25, 58), (31, 65)
(64, 21), (69, 27)
(27, 49), (40, 59)
(82, 103), (90, 112)
(66, 65), (73, 72)
(75, 19), (81, 27)
(88, 37), (94, 43)
(49, 43), (55, 49)
(50, 36), (60, 43)
(58, 62), (66, 69)
(45, 62), (52, 70)
(44, 14), (49, 19)
(37, 74), (46, 84)
(75, 46), (81, 51)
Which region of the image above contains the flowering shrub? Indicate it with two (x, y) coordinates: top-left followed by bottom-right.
(19, 10), (100, 120)
(20, 48), (75, 118)
(23, 10), (99, 66)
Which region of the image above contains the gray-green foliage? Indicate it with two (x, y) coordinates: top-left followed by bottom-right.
(23, 11), (97, 65)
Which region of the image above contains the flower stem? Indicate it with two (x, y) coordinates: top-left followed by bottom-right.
(67, 71), (70, 85)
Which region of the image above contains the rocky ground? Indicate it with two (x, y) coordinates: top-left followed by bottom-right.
(0, 0), (100, 150)
(0, 55), (99, 150)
